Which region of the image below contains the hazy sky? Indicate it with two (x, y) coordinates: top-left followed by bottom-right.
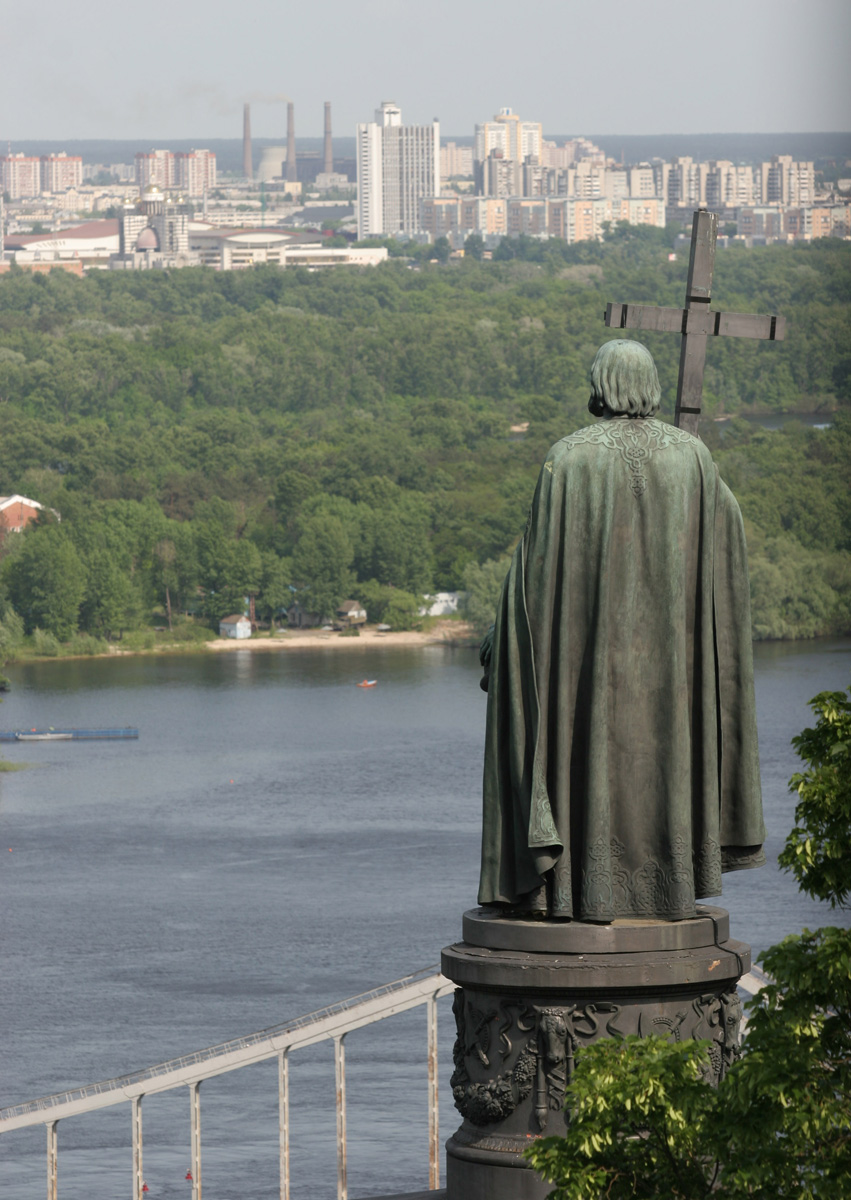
(4, 0), (849, 142)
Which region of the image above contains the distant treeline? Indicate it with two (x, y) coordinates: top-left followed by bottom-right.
(0, 227), (847, 652)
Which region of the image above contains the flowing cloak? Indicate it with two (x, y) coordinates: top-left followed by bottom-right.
(479, 417), (765, 921)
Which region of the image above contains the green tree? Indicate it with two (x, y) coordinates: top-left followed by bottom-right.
(291, 513), (354, 621)
(80, 549), (140, 640)
(462, 556), (510, 636)
(464, 233), (485, 261)
(431, 236), (451, 264)
(2, 527), (86, 640)
(525, 684), (851, 1199)
(781, 687), (851, 907)
(355, 579), (421, 630)
(257, 552), (293, 630)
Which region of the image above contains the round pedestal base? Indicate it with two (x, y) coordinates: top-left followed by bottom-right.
(442, 906), (749, 1200)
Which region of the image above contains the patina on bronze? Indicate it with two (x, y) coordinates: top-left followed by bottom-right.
(477, 340), (765, 922)
(442, 338), (766, 1200)
(442, 907), (750, 1200)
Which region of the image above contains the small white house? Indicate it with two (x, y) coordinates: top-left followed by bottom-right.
(419, 592), (460, 617)
(219, 614), (252, 639)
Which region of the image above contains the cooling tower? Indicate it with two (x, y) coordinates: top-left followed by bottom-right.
(257, 146), (287, 183)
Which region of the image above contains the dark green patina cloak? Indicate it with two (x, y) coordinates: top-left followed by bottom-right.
(479, 417), (765, 921)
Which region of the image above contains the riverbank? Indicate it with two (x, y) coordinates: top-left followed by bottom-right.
(204, 620), (477, 653)
(0, 620), (479, 664)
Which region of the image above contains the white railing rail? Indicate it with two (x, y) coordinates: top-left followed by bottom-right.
(1, 966), (455, 1200)
(1, 963), (769, 1200)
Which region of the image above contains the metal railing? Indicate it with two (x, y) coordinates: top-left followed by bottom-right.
(0, 966), (455, 1200)
(1, 964), (770, 1200)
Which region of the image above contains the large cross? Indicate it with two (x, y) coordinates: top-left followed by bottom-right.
(604, 210), (786, 435)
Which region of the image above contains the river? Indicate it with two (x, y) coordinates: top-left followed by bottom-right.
(1, 638), (849, 1199)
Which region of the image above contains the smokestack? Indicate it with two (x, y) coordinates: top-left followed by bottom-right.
(243, 103), (253, 180)
(286, 102), (297, 183)
(324, 101), (333, 175)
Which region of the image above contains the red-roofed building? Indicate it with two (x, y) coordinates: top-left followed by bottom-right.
(6, 220), (119, 264)
(0, 496), (49, 533)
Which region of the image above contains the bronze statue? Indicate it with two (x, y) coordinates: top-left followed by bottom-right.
(478, 341), (765, 922)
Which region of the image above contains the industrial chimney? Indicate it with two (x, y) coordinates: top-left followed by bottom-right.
(324, 101), (333, 175)
(286, 102), (297, 183)
(242, 103), (253, 180)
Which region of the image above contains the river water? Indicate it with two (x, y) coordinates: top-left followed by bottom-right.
(1, 638), (849, 1199)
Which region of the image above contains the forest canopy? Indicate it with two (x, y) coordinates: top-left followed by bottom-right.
(0, 232), (847, 648)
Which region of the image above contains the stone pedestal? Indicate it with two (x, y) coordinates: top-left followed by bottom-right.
(441, 906), (750, 1200)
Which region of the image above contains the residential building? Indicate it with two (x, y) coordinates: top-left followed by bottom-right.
(356, 101), (440, 238)
(759, 156), (815, 207)
(135, 150), (176, 191)
(334, 601), (367, 630)
(39, 153), (83, 194)
(219, 615), (251, 639)
(420, 197), (463, 240)
(474, 108), (543, 197)
(423, 193), (664, 246)
(1, 154), (40, 199)
(0, 495), (49, 533)
(736, 207), (785, 239)
(460, 197), (507, 237)
(175, 150), (216, 197)
(628, 165), (657, 198)
(655, 157), (708, 208)
(481, 151), (521, 199)
(440, 142), (473, 178)
(507, 198), (548, 237)
(475, 108), (542, 165)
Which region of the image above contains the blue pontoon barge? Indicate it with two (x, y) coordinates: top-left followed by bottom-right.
(0, 728), (138, 742)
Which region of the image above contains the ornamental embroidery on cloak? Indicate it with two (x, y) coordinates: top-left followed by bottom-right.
(561, 418), (694, 496)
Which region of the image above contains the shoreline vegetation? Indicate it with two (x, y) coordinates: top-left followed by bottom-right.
(3, 619), (480, 664)
(0, 233), (847, 656)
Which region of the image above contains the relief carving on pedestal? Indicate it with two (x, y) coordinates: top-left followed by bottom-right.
(450, 987), (743, 1128)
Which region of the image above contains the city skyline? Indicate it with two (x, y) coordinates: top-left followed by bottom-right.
(3, 0), (850, 142)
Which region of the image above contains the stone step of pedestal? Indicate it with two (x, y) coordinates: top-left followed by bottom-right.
(363, 1191), (447, 1199)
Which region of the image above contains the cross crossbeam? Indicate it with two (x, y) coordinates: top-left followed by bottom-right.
(604, 210), (786, 435)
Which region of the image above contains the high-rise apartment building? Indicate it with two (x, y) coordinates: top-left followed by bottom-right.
(175, 150), (216, 197)
(440, 142), (474, 179)
(475, 108), (543, 197)
(356, 101), (440, 239)
(759, 156), (815, 207)
(135, 150), (176, 191)
(0, 154), (41, 199)
(475, 108), (542, 165)
(40, 152), (83, 194)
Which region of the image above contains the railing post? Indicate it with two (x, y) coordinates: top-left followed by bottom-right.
(190, 1082), (202, 1200)
(427, 993), (439, 1189)
(132, 1096), (144, 1200)
(278, 1050), (290, 1200)
(334, 1034), (347, 1200)
(46, 1120), (58, 1200)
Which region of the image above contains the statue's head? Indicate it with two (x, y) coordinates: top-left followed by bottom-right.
(589, 340), (661, 418)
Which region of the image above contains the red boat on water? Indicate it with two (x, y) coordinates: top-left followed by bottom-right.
(356, 679), (377, 688)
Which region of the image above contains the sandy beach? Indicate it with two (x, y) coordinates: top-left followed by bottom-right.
(204, 619), (476, 652)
